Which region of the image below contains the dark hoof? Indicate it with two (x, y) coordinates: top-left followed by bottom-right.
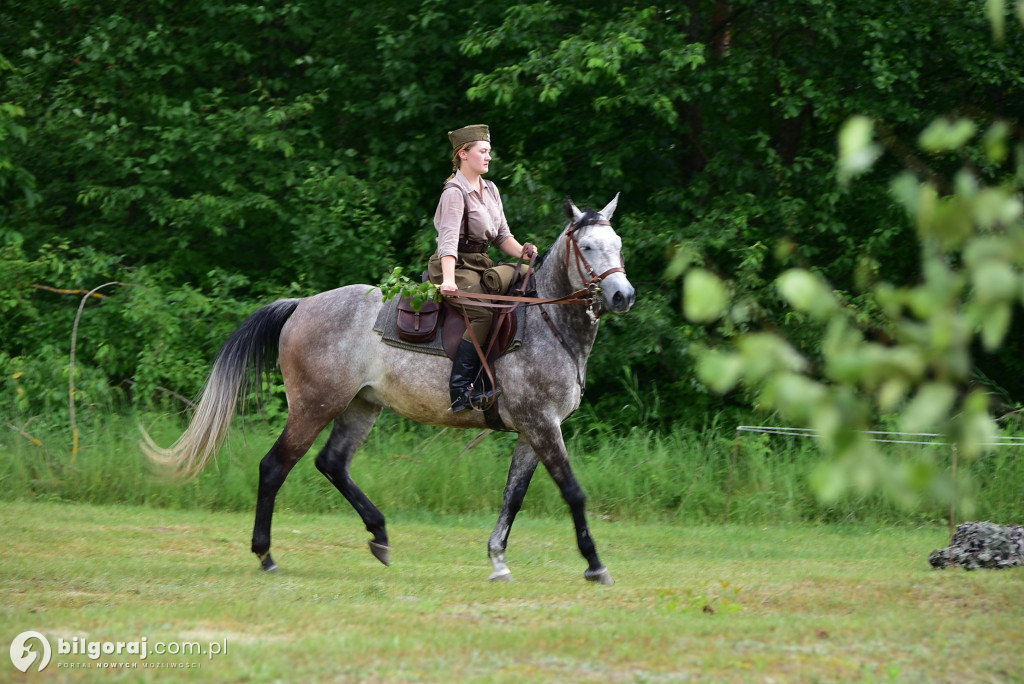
(584, 567), (613, 585)
(369, 541), (391, 566)
(258, 552), (278, 572)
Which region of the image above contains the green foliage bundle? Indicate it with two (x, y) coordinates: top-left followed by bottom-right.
(377, 267), (441, 309)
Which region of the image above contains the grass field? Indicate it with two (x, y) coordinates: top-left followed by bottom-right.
(3, 500), (1022, 683)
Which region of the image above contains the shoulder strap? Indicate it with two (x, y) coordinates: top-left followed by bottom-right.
(443, 181), (470, 239)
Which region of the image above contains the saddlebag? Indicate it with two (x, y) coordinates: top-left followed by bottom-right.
(396, 295), (441, 343)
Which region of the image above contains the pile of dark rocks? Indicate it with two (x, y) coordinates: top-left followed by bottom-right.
(929, 521), (1024, 570)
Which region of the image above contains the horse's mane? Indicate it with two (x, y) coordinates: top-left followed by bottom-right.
(536, 207), (604, 268)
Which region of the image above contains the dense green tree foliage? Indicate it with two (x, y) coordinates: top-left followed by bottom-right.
(2, 1), (1023, 434)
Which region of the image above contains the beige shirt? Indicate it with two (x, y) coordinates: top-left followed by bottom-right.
(433, 170), (512, 259)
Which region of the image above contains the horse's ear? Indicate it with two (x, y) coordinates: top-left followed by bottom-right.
(599, 193), (620, 220)
(564, 196), (584, 223)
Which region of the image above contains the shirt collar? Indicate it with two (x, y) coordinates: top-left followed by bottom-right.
(454, 169), (487, 198)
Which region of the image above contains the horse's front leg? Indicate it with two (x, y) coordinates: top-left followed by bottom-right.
(488, 436), (539, 581)
(525, 422), (613, 585)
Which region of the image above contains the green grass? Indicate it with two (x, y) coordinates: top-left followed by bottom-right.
(3, 411), (1023, 525)
(2, 500), (1023, 683)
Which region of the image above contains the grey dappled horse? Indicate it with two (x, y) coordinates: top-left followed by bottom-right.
(144, 195), (635, 584)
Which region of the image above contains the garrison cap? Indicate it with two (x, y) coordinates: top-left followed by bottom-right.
(448, 124), (490, 150)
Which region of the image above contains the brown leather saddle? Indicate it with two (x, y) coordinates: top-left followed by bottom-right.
(394, 265), (528, 364)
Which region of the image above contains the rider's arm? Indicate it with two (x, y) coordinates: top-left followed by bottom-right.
(440, 255), (458, 293)
(497, 237), (536, 261)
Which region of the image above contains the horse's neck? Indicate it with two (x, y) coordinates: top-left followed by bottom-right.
(532, 242), (600, 355)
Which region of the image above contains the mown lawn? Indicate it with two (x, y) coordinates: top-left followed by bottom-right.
(2, 500), (1022, 683)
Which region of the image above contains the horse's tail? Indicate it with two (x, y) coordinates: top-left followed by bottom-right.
(140, 298), (302, 480)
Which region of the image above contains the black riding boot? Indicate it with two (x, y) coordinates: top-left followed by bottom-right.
(449, 339), (501, 413)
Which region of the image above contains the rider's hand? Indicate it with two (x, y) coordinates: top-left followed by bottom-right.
(440, 280), (458, 295)
(523, 242), (538, 260)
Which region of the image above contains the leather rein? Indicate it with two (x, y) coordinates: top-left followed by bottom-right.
(445, 218), (626, 316)
(445, 218), (627, 413)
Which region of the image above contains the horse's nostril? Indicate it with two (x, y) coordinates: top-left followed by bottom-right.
(613, 292), (624, 308)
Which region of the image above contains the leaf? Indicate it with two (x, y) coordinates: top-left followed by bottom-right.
(957, 389), (997, 460)
(837, 115), (881, 185)
(918, 117), (978, 153)
(776, 269), (838, 319)
(987, 0), (1006, 44)
(737, 334), (808, 382)
(663, 243), (701, 281)
(979, 302), (1012, 351)
(877, 378), (909, 412)
(761, 372), (826, 422)
(695, 350), (744, 394)
(970, 260), (1017, 304)
(809, 462), (846, 504)
(982, 121), (1010, 164)
(900, 382), (956, 433)
(683, 268), (729, 323)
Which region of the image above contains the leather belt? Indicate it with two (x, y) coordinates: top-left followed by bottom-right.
(458, 238), (489, 253)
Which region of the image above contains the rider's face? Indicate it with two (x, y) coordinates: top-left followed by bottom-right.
(461, 142), (491, 177)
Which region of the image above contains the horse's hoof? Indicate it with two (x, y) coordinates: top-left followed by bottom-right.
(489, 569), (514, 582)
(369, 541), (391, 566)
(584, 567), (614, 585)
(258, 552), (278, 572)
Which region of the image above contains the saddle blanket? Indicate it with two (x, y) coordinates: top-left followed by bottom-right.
(372, 296), (527, 357)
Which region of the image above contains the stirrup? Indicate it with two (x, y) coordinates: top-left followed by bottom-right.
(450, 386), (500, 413)
(469, 386), (501, 411)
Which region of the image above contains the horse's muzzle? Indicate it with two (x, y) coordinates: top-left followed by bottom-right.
(603, 275), (636, 314)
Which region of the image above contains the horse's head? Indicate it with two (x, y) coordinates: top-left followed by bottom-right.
(560, 194), (636, 315)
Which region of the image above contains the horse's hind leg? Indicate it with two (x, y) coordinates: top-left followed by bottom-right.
(313, 396), (389, 565)
(487, 436), (539, 581)
(251, 416), (326, 571)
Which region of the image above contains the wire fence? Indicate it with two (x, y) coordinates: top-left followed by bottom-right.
(726, 425), (1024, 536)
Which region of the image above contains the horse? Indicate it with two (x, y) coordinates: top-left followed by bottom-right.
(143, 194), (636, 584)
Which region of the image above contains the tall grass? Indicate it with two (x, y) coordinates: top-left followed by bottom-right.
(2, 409), (1022, 525)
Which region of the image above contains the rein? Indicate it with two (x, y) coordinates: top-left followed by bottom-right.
(445, 218), (628, 409)
(445, 218), (626, 315)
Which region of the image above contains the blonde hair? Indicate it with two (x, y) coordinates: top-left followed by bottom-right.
(444, 141), (478, 183)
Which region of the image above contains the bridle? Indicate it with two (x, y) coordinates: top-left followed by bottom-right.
(445, 217), (627, 317)
(562, 218), (627, 321)
(446, 217), (629, 409)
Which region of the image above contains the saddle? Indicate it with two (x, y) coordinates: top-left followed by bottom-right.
(393, 263), (529, 364)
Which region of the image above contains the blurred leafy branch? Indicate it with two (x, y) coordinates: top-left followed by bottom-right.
(674, 110), (1024, 509)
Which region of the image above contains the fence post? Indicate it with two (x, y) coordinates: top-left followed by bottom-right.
(949, 443), (958, 541)
(724, 428), (740, 525)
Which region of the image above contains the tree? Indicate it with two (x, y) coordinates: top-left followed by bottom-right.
(2, 0), (1023, 432)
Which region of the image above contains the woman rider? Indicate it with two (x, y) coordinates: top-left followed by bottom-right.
(427, 124), (538, 413)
